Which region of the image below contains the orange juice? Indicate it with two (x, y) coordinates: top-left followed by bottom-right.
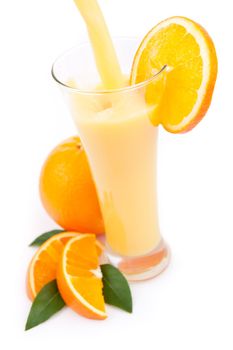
(70, 90), (161, 257)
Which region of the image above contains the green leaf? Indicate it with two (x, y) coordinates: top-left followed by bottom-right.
(29, 229), (64, 246)
(25, 280), (65, 330)
(100, 264), (133, 313)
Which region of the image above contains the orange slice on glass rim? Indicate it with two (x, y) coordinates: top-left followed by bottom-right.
(57, 234), (107, 320)
(130, 16), (218, 133)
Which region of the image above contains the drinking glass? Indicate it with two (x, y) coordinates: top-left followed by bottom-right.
(52, 38), (170, 281)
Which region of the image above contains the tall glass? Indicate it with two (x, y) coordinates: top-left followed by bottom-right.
(52, 38), (170, 281)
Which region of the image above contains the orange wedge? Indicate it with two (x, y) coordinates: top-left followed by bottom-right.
(57, 234), (107, 320)
(130, 16), (218, 133)
(26, 232), (103, 300)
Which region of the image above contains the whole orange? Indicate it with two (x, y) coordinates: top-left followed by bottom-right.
(39, 136), (104, 234)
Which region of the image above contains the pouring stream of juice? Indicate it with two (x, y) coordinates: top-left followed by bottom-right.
(74, 0), (124, 89)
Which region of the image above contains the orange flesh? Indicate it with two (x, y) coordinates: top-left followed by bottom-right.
(57, 235), (106, 319)
(27, 232), (103, 301)
(133, 23), (203, 125)
(33, 239), (65, 295)
(70, 276), (105, 311)
(131, 18), (218, 132)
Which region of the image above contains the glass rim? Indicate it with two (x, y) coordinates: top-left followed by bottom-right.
(51, 37), (167, 95)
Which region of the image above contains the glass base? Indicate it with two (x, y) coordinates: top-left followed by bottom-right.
(101, 239), (170, 282)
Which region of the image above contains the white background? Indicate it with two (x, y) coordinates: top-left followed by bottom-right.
(0, 0), (232, 349)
